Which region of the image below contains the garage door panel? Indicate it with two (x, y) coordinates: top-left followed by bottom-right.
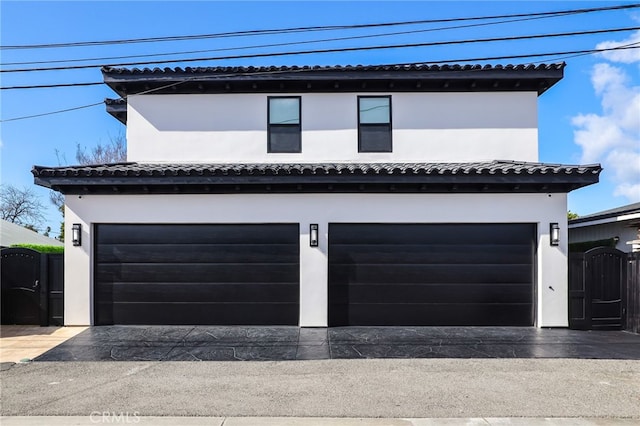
(329, 244), (532, 265)
(329, 264), (533, 284)
(98, 283), (299, 304)
(329, 224), (533, 245)
(332, 283), (533, 304)
(328, 223), (535, 326)
(97, 244), (299, 264)
(98, 302), (299, 326)
(339, 303), (533, 326)
(95, 224), (300, 325)
(97, 224), (296, 245)
(97, 263), (298, 283)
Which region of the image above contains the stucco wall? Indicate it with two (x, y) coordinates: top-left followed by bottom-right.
(569, 221), (639, 252)
(64, 192), (568, 327)
(126, 92), (539, 163)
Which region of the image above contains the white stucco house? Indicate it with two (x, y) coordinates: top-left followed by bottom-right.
(569, 203), (640, 253)
(33, 63), (601, 327)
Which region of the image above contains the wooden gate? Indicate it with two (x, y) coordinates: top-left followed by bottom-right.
(569, 247), (626, 330)
(627, 252), (640, 334)
(0, 248), (64, 326)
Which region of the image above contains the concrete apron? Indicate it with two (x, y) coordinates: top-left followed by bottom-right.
(24, 325), (640, 362)
(0, 325), (87, 364)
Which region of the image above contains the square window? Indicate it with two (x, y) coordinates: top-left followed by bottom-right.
(358, 96), (391, 152)
(268, 97), (301, 153)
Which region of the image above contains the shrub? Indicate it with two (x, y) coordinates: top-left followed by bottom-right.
(10, 244), (64, 254)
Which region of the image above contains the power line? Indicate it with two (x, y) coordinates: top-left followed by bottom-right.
(0, 102), (103, 122)
(0, 13), (576, 67)
(2, 44), (638, 91)
(0, 78), (199, 120)
(2, 3), (638, 50)
(8, 2), (639, 68)
(1, 82), (103, 90)
(3, 25), (638, 74)
(1, 42), (637, 96)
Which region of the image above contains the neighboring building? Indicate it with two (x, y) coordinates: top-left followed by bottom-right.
(0, 219), (63, 248)
(569, 202), (640, 253)
(33, 63), (601, 327)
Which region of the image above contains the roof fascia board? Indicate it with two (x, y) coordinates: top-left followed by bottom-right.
(569, 212), (640, 228)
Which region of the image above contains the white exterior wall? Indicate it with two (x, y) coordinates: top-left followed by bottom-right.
(64, 192), (568, 327)
(126, 92), (538, 163)
(569, 221), (639, 253)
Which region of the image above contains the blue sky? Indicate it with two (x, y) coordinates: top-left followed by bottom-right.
(1, 1), (639, 238)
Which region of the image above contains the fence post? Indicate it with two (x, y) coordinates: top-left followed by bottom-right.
(628, 252), (640, 334)
(39, 253), (49, 326)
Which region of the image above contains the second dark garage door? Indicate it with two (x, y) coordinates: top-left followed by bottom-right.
(95, 224), (299, 325)
(329, 223), (536, 326)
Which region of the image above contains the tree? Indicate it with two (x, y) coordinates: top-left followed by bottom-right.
(75, 134), (127, 165)
(50, 134), (127, 241)
(1, 184), (45, 230)
(567, 211), (579, 220)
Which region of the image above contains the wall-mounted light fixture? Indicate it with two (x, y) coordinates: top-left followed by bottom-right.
(550, 223), (559, 246)
(72, 223), (82, 246)
(310, 224), (319, 247)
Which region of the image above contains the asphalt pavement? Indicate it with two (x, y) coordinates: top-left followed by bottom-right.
(1, 416), (639, 425)
(1, 359), (639, 419)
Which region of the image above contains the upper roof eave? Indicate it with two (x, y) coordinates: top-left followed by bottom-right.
(101, 62), (565, 98)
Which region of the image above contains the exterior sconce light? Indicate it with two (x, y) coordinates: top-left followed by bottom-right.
(550, 223), (559, 246)
(310, 224), (319, 247)
(72, 223), (82, 246)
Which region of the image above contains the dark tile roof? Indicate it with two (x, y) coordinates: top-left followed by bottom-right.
(32, 160), (594, 177)
(33, 160), (601, 195)
(104, 98), (126, 124)
(102, 62), (564, 109)
(104, 98), (126, 105)
(102, 63), (564, 76)
(569, 202), (640, 225)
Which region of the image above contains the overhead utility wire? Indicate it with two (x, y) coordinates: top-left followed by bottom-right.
(0, 13), (582, 67)
(0, 102), (104, 122)
(2, 3), (638, 50)
(1, 82), (104, 90)
(1, 43), (637, 94)
(0, 78), (199, 122)
(3, 25), (638, 74)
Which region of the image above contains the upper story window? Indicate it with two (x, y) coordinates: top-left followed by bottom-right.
(268, 96), (301, 153)
(358, 96), (392, 152)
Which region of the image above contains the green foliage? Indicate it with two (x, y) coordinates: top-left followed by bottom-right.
(10, 244), (64, 254)
(567, 211), (579, 220)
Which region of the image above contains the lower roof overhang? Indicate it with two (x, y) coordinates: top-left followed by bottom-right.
(33, 161), (601, 195)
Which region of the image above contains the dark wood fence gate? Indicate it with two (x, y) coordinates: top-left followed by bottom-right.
(1, 248), (64, 326)
(627, 252), (640, 334)
(569, 247), (639, 332)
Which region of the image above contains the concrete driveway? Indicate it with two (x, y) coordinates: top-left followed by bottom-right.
(28, 326), (640, 361)
(0, 326), (87, 364)
(2, 327), (639, 420)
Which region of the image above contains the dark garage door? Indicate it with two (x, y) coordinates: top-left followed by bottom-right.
(95, 224), (299, 325)
(329, 223), (535, 326)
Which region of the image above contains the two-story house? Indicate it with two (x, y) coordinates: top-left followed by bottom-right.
(33, 63), (601, 328)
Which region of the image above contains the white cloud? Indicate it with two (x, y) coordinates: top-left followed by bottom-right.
(596, 30), (640, 63)
(572, 63), (640, 203)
